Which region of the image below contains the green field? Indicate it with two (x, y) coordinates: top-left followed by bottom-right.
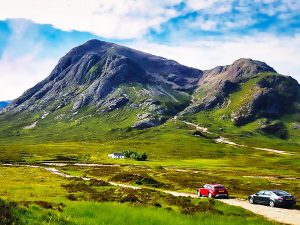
(0, 166), (279, 225)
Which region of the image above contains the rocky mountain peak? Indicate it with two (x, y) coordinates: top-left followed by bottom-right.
(183, 58), (296, 119)
(202, 58), (276, 83)
(3, 39), (202, 128)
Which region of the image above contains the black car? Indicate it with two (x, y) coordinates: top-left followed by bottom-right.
(248, 190), (296, 207)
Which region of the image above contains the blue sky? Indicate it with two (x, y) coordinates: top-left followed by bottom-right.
(0, 0), (299, 100)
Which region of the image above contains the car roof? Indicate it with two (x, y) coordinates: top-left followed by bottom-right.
(258, 190), (286, 192)
(256, 190), (290, 195)
(271, 190), (290, 193)
(205, 184), (224, 187)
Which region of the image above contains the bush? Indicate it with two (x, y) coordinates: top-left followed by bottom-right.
(123, 150), (148, 161)
(120, 194), (140, 203)
(111, 173), (163, 188)
(0, 199), (18, 225)
(123, 150), (135, 158)
(66, 194), (78, 201)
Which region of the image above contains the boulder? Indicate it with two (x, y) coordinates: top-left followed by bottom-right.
(132, 117), (165, 129)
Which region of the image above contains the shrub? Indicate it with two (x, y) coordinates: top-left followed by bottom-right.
(66, 194), (78, 201)
(120, 194), (140, 203)
(0, 199), (18, 225)
(122, 150), (148, 161)
(111, 173), (163, 188)
(123, 150), (135, 158)
(89, 179), (111, 187)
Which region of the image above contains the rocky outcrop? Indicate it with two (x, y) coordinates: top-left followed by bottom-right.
(259, 120), (288, 139)
(182, 58), (299, 127)
(100, 96), (129, 112)
(202, 58), (276, 83)
(292, 122), (300, 129)
(231, 75), (299, 125)
(184, 58), (277, 114)
(132, 117), (166, 129)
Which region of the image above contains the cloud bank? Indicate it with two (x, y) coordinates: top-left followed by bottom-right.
(1, 0), (299, 38)
(0, 0), (299, 100)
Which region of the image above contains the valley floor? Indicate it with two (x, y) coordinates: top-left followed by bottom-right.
(0, 163), (299, 225)
(0, 111), (299, 225)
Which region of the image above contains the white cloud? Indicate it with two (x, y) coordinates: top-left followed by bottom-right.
(0, 0), (299, 38)
(0, 0), (235, 39)
(185, 0), (233, 13)
(0, 0), (182, 39)
(0, 19), (59, 100)
(0, 0), (299, 100)
(0, 53), (57, 100)
(129, 34), (300, 82)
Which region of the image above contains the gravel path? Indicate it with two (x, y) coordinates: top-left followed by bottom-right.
(219, 199), (300, 225)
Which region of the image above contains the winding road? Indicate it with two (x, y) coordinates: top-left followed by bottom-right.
(180, 120), (294, 155)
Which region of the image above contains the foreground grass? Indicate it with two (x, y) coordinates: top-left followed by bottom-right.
(11, 201), (278, 225)
(61, 201), (277, 225)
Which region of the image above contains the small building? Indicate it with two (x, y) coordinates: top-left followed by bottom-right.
(108, 152), (125, 159)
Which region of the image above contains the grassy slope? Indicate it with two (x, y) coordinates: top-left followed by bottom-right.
(0, 74), (298, 160)
(189, 74), (300, 152)
(0, 114), (298, 173)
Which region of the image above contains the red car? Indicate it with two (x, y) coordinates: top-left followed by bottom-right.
(197, 184), (228, 199)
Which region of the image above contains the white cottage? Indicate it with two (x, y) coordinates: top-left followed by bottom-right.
(108, 152), (125, 159)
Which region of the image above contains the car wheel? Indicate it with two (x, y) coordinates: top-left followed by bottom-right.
(249, 197), (255, 204)
(197, 191), (202, 197)
(269, 200), (275, 207)
(208, 193), (212, 198)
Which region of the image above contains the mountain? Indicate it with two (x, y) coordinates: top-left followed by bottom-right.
(0, 100), (11, 110)
(2, 39), (201, 129)
(0, 40), (299, 143)
(185, 58), (299, 126)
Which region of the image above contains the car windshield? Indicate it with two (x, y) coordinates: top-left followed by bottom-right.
(214, 186), (224, 189)
(273, 190), (289, 196)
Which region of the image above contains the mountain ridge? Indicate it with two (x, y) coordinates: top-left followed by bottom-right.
(1, 39), (299, 132)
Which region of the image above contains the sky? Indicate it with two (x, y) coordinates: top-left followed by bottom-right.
(0, 0), (299, 100)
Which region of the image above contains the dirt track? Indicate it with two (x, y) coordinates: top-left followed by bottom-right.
(181, 120), (294, 155)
